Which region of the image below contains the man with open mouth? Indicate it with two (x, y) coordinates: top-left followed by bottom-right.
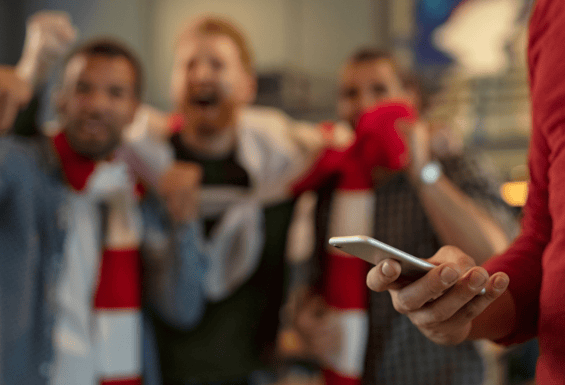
(148, 16), (307, 385)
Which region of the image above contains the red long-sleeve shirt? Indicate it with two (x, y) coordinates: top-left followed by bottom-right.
(483, 0), (565, 382)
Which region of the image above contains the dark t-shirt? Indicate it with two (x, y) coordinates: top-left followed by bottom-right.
(153, 134), (295, 383)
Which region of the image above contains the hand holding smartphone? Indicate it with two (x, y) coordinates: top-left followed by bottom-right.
(329, 235), (485, 294)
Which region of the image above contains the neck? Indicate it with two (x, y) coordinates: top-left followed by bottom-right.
(179, 124), (237, 159)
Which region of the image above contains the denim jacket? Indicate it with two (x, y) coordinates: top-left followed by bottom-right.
(0, 136), (206, 384)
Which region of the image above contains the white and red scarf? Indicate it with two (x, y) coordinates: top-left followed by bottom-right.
(292, 102), (416, 385)
(125, 106), (324, 302)
(50, 132), (143, 385)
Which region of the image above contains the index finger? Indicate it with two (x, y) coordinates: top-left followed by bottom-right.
(392, 264), (490, 314)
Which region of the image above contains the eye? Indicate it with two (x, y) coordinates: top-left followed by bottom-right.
(210, 58), (224, 71)
(109, 86), (125, 98)
(370, 83), (387, 96)
(75, 81), (91, 94)
(341, 87), (358, 99)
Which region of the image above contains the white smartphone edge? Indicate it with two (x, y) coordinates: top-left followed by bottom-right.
(329, 235), (486, 295)
(329, 235), (434, 273)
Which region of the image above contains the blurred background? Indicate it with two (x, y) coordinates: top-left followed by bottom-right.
(0, 0), (534, 199)
(0, 1), (536, 383)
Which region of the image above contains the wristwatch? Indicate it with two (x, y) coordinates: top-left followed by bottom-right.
(420, 161), (443, 185)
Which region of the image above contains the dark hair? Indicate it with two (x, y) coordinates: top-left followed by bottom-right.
(349, 47), (396, 64)
(348, 47), (407, 84)
(63, 38), (144, 99)
(347, 47), (430, 113)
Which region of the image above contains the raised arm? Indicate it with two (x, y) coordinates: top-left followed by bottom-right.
(1, 11), (76, 135)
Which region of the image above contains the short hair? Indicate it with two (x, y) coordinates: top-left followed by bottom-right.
(346, 47), (430, 112)
(347, 47), (406, 82)
(177, 16), (255, 75)
(63, 38), (144, 99)
(349, 47), (396, 65)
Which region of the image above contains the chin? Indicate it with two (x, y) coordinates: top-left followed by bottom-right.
(197, 124), (223, 138)
(86, 139), (120, 159)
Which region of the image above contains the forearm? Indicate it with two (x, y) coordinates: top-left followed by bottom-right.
(145, 221), (206, 329)
(413, 175), (509, 264)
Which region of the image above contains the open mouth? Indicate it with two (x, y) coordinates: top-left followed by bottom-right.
(190, 92), (220, 107)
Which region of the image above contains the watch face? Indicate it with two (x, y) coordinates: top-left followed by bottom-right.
(421, 161), (442, 184)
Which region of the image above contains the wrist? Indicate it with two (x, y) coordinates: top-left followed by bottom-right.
(15, 60), (34, 86)
(15, 56), (40, 88)
(409, 160), (443, 187)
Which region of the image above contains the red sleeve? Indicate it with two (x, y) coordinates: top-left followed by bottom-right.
(482, 0), (563, 345)
(291, 102), (416, 195)
(483, 122), (548, 344)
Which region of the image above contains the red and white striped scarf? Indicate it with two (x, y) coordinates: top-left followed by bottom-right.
(50, 132), (143, 385)
(292, 102), (416, 385)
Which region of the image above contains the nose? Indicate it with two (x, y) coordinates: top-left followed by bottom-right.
(359, 92), (377, 113)
(86, 89), (112, 114)
(191, 61), (214, 83)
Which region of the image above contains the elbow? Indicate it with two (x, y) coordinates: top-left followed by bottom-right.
(169, 302), (205, 331)
(156, 308), (203, 331)
(159, 292), (206, 331)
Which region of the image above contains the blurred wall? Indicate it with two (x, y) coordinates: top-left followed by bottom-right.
(0, 1), (26, 65)
(1, 0), (385, 111)
(146, 0), (378, 110)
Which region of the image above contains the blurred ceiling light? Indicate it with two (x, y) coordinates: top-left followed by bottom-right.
(433, 0), (520, 77)
(500, 181), (528, 207)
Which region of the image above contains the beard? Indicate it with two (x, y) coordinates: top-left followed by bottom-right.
(63, 116), (122, 160)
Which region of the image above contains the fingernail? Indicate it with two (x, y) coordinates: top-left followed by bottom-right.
(494, 276), (509, 290)
(440, 266), (458, 284)
(382, 262), (396, 277)
(469, 271), (487, 290)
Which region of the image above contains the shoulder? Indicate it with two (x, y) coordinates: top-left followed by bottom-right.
(238, 105), (302, 148)
(238, 106), (354, 153)
(237, 105), (310, 158)
(239, 105), (291, 129)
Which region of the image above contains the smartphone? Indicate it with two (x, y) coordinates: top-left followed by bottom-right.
(329, 235), (486, 294)
(329, 235), (434, 280)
